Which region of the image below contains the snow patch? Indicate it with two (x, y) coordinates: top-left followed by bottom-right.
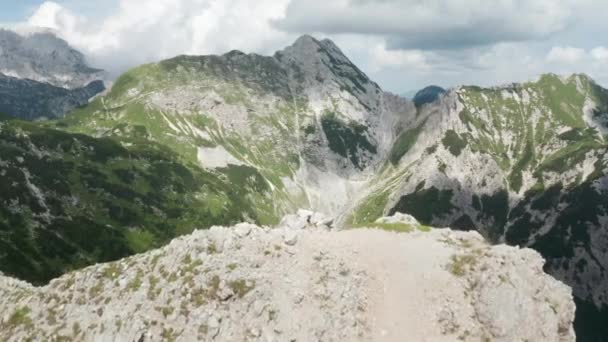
(197, 146), (244, 169)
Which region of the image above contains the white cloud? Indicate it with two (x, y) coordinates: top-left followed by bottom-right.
(4, 0), (608, 93)
(20, 0), (293, 77)
(591, 46), (608, 61)
(370, 45), (430, 72)
(274, 0), (578, 49)
(546, 46), (586, 64)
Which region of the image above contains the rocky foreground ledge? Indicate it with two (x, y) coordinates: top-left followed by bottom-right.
(0, 212), (575, 341)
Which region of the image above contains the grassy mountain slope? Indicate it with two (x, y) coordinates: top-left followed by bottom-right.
(0, 119), (264, 284)
(52, 55), (301, 224)
(0, 35), (400, 284)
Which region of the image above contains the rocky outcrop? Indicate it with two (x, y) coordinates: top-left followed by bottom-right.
(0, 213), (575, 341)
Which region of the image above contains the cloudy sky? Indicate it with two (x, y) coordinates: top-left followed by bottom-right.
(3, 0), (608, 94)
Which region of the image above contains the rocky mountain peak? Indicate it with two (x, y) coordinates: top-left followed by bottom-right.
(282, 35), (351, 65)
(278, 35), (374, 87)
(274, 35), (382, 123)
(278, 34), (339, 58)
(0, 29), (106, 119)
(0, 29), (104, 89)
(284, 34), (321, 50)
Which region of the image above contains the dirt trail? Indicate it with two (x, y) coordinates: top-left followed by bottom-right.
(303, 229), (474, 341)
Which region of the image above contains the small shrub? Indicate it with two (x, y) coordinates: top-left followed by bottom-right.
(448, 251), (482, 276)
(442, 130), (467, 156)
(7, 306), (33, 329)
(228, 279), (255, 298)
(126, 270), (144, 291)
(102, 263), (122, 280)
(207, 242), (219, 254)
(161, 306), (174, 318)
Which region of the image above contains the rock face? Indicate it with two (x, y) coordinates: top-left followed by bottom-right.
(0, 214), (575, 342)
(0, 29), (105, 119)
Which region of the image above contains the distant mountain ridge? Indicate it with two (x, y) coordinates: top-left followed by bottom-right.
(0, 29), (105, 119)
(0, 29), (103, 89)
(412, 85), (446, 107)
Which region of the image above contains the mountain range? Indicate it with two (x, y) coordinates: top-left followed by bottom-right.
(0, 32), (606, 340)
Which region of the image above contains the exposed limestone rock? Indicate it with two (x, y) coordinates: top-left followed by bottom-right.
(0, 214), (575, 341)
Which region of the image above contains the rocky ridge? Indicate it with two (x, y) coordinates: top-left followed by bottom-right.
(349, 74), (608, 338)
(0, 212), (575, 342)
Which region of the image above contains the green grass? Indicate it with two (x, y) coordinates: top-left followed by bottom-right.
(126, 269), (144, 291)
(349, 189), (390, 225)
(359, 222), (431, 233)
(448, 252), (481, 277)
(5, 307), (33, 329)
(228, 279), (255, 298)
(508, 133), (534, 192)
(389, 120), (426, 164)
(442, 130), (468, 156)
(101, 263), (122, 280)
(125, 229), (158, 254)
(537, 137), (603, 174)
(536, 74), (586, 128)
